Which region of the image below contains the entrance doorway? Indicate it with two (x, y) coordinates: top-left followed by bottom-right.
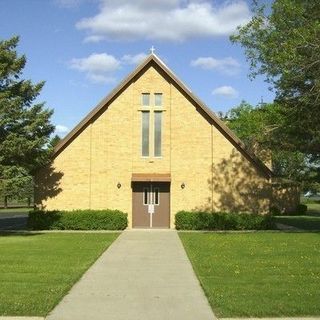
(132, 182), (170, 228)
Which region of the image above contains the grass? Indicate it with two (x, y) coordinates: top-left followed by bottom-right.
(274, 215), (320, 230)
(0, 197), (33, 206)
(0, 207), (31, 215)
(274, 200), (320, 231)
(0, 232), (119, 316)
(179, 232), (320, 317)
(306, 201), (320, 215)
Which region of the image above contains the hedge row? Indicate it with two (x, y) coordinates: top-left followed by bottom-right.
(28, 209), (127, 230)
(175, 211), (275, 230)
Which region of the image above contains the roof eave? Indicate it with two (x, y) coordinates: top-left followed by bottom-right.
(53, 53), (273, 179)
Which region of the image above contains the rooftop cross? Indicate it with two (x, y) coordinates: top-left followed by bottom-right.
(150, 45), (155, 54)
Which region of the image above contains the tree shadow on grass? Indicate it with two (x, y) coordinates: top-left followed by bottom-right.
(308, 209), (320, 217)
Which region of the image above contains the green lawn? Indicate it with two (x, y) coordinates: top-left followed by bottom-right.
(0, 232), (119, 316)
(0, 207), (31, 215)
(179, 232), (320, 317)
(306, 201), (320, 215)
(274, 200), (320, 231)
(274, 215), (320, 230)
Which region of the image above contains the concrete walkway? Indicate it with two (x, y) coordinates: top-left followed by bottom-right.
(275, 222), (301, 231)
(47, 230), (216, 320)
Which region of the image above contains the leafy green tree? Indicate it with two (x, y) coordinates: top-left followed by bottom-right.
(225, 101), (283, 150)
(0, 167), (33, 207)
(225, 101), (318, 192)
(231, 0), (320, 160)
(49, 134), (61, 149)
(0, 36), (54, 206)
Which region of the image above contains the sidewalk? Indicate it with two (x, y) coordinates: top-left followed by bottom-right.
(46, 230), (216, 320)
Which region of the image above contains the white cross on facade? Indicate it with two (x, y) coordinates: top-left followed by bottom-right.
(150, 46), (155, 54)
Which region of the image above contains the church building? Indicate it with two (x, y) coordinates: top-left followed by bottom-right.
(35, 53), (283, 229)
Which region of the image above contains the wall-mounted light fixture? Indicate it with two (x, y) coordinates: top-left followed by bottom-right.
(181, 182), (185, 189)
(117, 182), (121, 189)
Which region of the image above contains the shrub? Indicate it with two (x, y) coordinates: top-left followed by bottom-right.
(297, 203), (308, 215)
(28, 209), (127, 230)
(288, 204), (308, 216)
(175, 211), (275, 230)
(269, 206), (281, 216)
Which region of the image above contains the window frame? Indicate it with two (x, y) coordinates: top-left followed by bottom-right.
(141, 111), (150, 157)
(142, 93), (150, 107)
(154, 111), (162, 157)
(153, 187), (160, 205)
(154, 93), (163, 107)
(143, 187), (149, 205)
(140, 92), (163, 158)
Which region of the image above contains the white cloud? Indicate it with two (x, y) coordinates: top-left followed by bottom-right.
(122, 53), (148, 65)
(191, 56), (240, 75)
(76, 0), (251, 42)
(212, 86), (238, 98)
(83, 35), (105, 43)
(69, 53), (120, 84)
(70, 53), (120, 73)
(69, 52), (147, 84)
(55, 124), (70, 134)
(87, 73), (116, 84)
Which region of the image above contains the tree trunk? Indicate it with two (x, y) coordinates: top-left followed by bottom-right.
(4, 196), (8, 209)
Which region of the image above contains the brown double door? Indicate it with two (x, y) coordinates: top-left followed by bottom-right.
(132, 182), (170, 228)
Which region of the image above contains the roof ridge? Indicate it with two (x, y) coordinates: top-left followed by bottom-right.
(53, 54), (273, 178)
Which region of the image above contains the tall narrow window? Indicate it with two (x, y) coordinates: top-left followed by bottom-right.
(154, 111), (162, 157)
(142, 111), (150, 156)
(143, 188), (149, 205)
(142, 93), (150, 106)
(154, 93), (162, 107)
(154, 188), (159, 205)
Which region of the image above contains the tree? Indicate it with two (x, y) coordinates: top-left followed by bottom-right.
(0, 167), (33, 207)
(225, 101), (282, 150)
(231, 0), (320, 160)
(225, 101), (318, 192)
(49, 134), (61, 149)
(0, 36), (55, 205)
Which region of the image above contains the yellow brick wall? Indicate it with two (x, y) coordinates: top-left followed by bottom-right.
(210, 127), (270, 215)
(35, 65), (271, 228)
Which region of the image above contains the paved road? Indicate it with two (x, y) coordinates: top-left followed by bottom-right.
(0, 213), (28, 230)
(47, 230), (216, 320)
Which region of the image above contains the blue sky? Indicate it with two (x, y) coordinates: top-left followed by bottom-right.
(0, 0), (274, 136)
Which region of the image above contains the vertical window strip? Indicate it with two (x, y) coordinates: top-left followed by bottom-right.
(142, 93), (150, 106)
(143, 188), (149, 205)
(154, 188), (159, 205)
(142, 111), (150, 157)
(154, 93), (162, 107)
(154, 111), (162, 157)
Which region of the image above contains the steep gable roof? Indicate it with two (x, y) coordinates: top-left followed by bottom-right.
(54, 53), (273, 178)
